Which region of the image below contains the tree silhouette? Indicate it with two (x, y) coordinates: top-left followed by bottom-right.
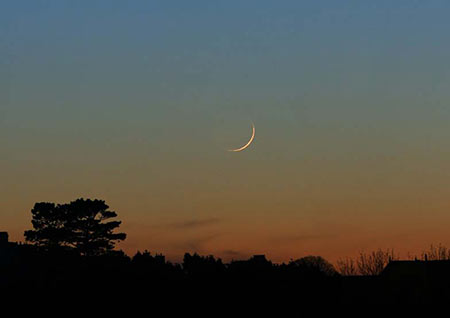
(182, 253), (225, 278)
(356, 249), (395, 275)
(288, 255), (338, 277)
(336, 257), (358, 276)
(336, 248), (396, 275)
(24, 198), (126, 256)
(24, 202), (72, 251)
(421, 244), (450, 261)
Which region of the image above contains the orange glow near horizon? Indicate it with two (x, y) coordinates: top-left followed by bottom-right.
(3, 1), (450, 266)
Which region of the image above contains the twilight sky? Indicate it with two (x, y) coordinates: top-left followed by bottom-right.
(2, 1), (450, 263)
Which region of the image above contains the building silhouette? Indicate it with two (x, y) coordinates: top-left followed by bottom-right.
(380, 260), (450, 303)
(1, 230), (450, 303)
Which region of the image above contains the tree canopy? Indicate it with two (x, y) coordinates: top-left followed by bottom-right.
(288, 255), (338, 277)
(24, 198), (126, 256)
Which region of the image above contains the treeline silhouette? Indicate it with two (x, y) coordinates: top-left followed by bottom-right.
(1, 198), (450, 305)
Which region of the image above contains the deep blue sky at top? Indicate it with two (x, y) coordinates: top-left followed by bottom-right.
(2, 1), (450, 260)
(2, 1), (449, 175)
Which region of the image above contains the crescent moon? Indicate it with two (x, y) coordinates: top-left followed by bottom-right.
(228, 122), (255, 152)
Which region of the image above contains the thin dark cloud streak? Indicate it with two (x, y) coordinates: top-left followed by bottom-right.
(177, 233), (222, 253)
(273, 233), (337, 243)
(166, 217), (222, 230)
(222, 249), (248, 260)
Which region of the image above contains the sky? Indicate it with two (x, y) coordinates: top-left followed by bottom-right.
(2, 1), (450, 263)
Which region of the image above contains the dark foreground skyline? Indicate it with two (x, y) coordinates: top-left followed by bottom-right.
(9, 197), (450, 268)
(2, 197), (450, 304)
(2, 231), (450, 305)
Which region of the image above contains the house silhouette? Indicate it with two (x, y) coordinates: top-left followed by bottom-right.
(380, 259), (450, 303)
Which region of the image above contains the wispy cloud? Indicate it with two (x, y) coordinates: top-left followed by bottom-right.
(166, 217), (221, 230)
(177, 233), (222, 252)
(222, 249), (247, 260)
(273, 233), (337, 243)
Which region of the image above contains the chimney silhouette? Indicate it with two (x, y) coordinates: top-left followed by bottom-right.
(0, 232), (8, 247)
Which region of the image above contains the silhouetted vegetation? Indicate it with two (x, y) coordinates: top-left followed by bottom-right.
(421, 243), (450, 261)
(337, 248), (397, 276)
(24, 198), (126, 256)
(288, 255), (338, 277)
(1, 198), (450, 305)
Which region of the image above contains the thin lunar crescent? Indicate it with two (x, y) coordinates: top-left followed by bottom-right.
(228, 122), (255, 152)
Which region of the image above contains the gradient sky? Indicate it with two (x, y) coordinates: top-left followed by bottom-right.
(2, 1), (450, 263)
